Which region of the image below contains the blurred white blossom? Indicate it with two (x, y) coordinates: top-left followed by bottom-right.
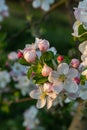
(0, 70), (11, 88)
(10, 62), (27, 81)
(15, 76), (36, 96)
(23, 106), (39, 129)
(32, 0), (55, 11)
(0, 0), (9, 21)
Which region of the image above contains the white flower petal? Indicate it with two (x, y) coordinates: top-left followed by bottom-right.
(79, 41), (87, 54)
(64, 80), (78, 93)
(57, 63), (69, 75)
(36, 98), (46, 108)
(53, 82), (63, 93)
(30, 89), (41, 99)
(46, 97), (53, 109)
(48, 71), (59, 83)
(79, 91), (87, 100)
(67, 68), (78, 78)
(41, 1), (50, 11)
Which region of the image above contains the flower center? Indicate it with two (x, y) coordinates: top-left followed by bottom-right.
(58, 74), (66, 82)
(40, 92), (47, 99)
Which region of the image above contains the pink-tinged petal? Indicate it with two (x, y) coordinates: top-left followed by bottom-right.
(64, 80), (78, 93)
(57, 63), (69, 75)
(36, 98), (46, 108)
(42, 64), (52, 77)
(30, 89), (41, 99)
(67, 68), (79, 79)
(46, 97), (53, 109)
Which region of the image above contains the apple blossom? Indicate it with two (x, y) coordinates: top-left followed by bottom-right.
(48, 63), (79, 93)
(74, 0), (87, 29)
(30, 83), (57, 109)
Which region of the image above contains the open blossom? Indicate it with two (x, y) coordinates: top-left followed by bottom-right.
(48, 63), (79, 94)
(0, 0), (9, 21)
(42, 64), (52, 77)
(30, 83), (57, 109)
(74, 0), (87, 29)
(0, 70), (11, 88)
(32, 0), (55, 11)
(38, 38), (50, 52)
(23, 49), (37, 63)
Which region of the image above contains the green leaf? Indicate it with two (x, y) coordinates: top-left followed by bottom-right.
(40, 51), (54, 62)
(19, 58), (30, 66)
(78, 24), (86, 35)
(33, 74), (48, 84)
(27, 67), (33, 79)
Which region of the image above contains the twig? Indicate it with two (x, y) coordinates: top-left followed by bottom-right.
(3, 97), (32, 105)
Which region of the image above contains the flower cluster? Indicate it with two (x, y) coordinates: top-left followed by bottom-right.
(0, 0), (9, 22)
(17, 36), (87, 109)
(7, 51), (36, 96)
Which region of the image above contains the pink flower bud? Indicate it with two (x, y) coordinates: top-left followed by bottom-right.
(57, 55), (64, 63)
(42, 64), (52, 77)
(17, 51), (23, 59)
(73, 77), (80, 84)
(70, 58), (80, 68)
(24, 50), (36, 63)
(38, 39), (49, 52)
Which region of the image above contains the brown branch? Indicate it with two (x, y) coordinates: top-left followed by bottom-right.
(3, 97), (32, 105)
(38, 0), (68, 23)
